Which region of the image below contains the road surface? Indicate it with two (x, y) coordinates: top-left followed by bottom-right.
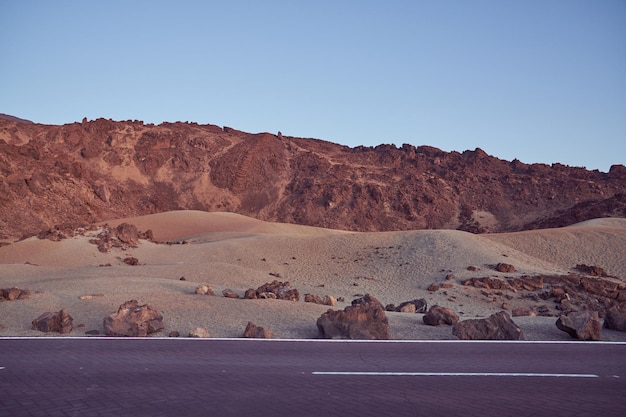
(1, 338), (624, 416)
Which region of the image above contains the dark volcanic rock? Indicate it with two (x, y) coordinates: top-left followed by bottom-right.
(317, 294), (390, 340)
(1, 287), (29, 301)
(242, 321), (273, 339)
(495, 263), (516, 273)
(254, 280), (299, 301)
(575, 264), (608, 277)
(103, 300), (164, 337)
(603, 307), (626, 332)
(423, 305), (459, 326)
(32, 309), (73, 334)
(452, 311), (524, 340)
(556, 311), (601, 341)
(395, 298), (428, 313)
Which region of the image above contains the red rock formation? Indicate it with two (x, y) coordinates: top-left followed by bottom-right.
(1, 117), (625, 239)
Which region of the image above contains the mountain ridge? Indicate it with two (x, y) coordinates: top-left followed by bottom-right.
(1, 116), (624, 239)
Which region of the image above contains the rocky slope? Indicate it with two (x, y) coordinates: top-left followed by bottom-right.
(1, 115), (625, 239)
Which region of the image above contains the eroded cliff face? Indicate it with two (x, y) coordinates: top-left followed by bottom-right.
(1, 116), (625, 239)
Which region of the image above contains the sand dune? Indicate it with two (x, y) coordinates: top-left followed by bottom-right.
(1, 211), (625, 341)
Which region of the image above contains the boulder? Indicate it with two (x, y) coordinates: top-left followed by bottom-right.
(242, 321), (273, 339)
(123, 256), (139, 266)
(116, 223), (139, 245)
(32, 309), (73, 334)
(103, 300), (164, 337)
(244, 288), (258, 299)
(495, 263), (516, 273)
(423, 305), (459, 326)
(304, 294), (323, 304)
(322, 295), (337, 306)
(399, 303), (416, 313)
(254, 280), (299, 301)
(395, 299), (427, 313)
(556, 311), (601, 341)
(452, 311), (524, 340)
(195, 285), (214, 295)
(603, 307), (626, 332)
(222, 289), (239, 299)
(1, 287), (29, 300)
(189, 327), (210, 338)
(316, 294), (390, 340)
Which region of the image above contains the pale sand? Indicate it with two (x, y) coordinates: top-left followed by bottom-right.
(1, 211), (625, 341)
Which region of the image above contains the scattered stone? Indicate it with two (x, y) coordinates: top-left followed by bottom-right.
(495, 263), (516, 273)
(123, 256), (139, 266)
(32, 309), (73, 334)
(1, 287), (30, 301)
(395, 299), (428, 314)
(179, 277), (186, 281)
(244, 288), (258, 299)
(85, 330), (100, 335)
(189, 327), (210, 338)
(79, 294), (105, 300)
(304, 294), (323, 304)
(467, 266), (479, 271)
(168, 331), (180, 337)
(556, 311), (601, 341)
(222, 289), (239, 299)
(195, 285), (214, 295)
(501, 303), (510, 310)
(317, 294), (390, 340)
(242, 321), (273, 339)
(602, 307), (626, 332)
(337, 297), (345, 303)
(452, 311), (524, 340)
(427, 284), (440, 292)
(423, 305), (459, 326)
(445, 274), (456, 280)
(322, 295), (337, 306)
(103, 300), (164, 337)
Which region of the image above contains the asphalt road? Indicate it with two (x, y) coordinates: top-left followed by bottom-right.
(1, 338), (625, 417)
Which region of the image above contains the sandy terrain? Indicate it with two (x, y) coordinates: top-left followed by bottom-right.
(1, 211), (625, 341)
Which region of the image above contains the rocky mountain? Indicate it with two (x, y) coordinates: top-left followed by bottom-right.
(1, 115), (625, 239)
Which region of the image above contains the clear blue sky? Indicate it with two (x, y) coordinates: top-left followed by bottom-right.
(1, 0), (624, 172)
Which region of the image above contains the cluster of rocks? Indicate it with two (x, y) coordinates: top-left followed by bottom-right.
(245, 280), (300, 301)
(89, 223), (153, 253)
(37, 224), (94, 241)
(385, 298), (428, 313)
(195, 280), (305, 301)
(1, 287), (30, 301)
(458, 266), (626, 319)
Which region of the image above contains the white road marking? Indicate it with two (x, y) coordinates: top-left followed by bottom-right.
(312, 371), (599, 378)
